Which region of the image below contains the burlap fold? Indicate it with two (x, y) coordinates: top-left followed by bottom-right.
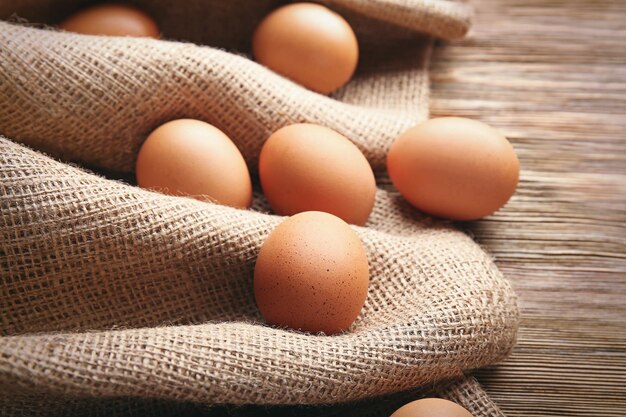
(1, 0), (516, 416)
(0, 376), (505, 416)
(0, 136), (518, 401)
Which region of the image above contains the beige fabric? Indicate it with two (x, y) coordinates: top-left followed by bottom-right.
(0, 137), (517, 404)
(0, 18), (430, 174)
(0, 377), (503, 416)
(0, 0), (471, 47)
(323, 0), (472, 39)
(0, 1), (515, 415)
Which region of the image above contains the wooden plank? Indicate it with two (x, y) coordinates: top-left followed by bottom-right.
(429, 0), (626, 415)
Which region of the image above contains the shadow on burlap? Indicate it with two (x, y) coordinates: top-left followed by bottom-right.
(0, 1), (517, 416)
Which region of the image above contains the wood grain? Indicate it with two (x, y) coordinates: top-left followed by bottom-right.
(429, 0), (626, 415)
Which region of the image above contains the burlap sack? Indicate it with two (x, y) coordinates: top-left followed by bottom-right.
(0, 1), (518, 416)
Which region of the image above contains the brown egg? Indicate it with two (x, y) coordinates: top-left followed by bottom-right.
(254, 211), (369, 335)
(387, 117), (520, 220)
(136, 119), (252, 208)
(59, 3), (159, 38)
(390, 398), (474, 417)
(252, 3), (359, 94)
(259, 123), (376, 225)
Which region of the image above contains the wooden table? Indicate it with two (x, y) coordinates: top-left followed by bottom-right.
(430, 0), (626, 415)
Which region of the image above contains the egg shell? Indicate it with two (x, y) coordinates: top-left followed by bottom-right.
(390, 398), (474, 417)
(259, 123), (376, 225)
(135, 119), (252, 208)
(254, 211), (369, 335)
(387, 117), (520, 220)
(59, 3), (159, 38)
(252, 2), (359, 94)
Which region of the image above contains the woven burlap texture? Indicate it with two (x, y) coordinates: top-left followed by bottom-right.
(0, 375), (503, 417)
(0, 135), (518, 403)
(0, 0), (473, 173)
(1, 0), (515, 416)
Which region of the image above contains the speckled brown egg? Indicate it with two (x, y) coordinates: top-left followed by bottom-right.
(254, 211), (369, 335)
(135, 119), (252, 208)
(259, 123), (376, 225)
(390, 398), (474, 417)
(387, 117), (520, 220)
(59, 3), (159, 38)
(252, 3), (359, 94)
